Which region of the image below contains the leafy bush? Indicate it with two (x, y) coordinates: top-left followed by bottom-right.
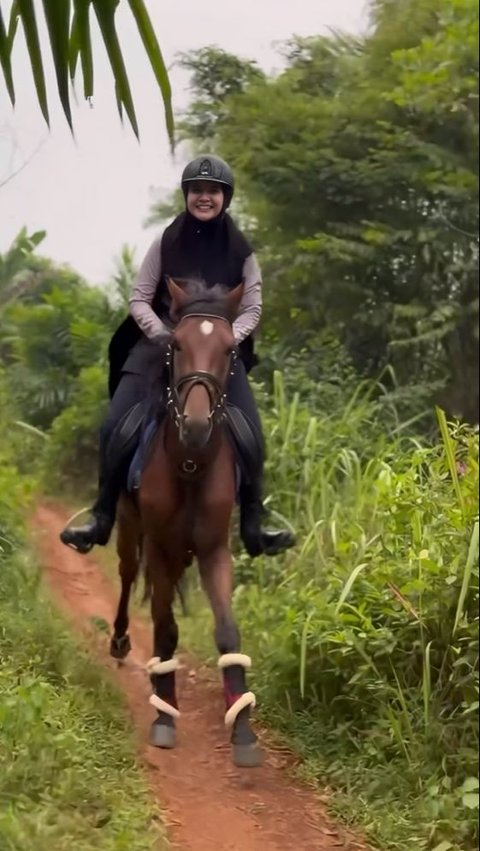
(40, 364), (109, 495)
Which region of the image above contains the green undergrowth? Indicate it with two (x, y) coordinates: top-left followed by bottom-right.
(0, 469), (165, 849)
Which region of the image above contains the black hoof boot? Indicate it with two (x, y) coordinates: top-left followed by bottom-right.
(232, 742), (263, 767)
(149, 714), (176, 749)
(230, 706), (263, 768)
(110, 634), (132, 660)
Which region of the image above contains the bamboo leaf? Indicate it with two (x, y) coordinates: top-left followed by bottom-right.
(336, 563), (369, 614)
(422, 639), (432, 727)
(127, 0), (174, 148)
(453, 518), (479, 636)
(13, 420), (49, 440)
(114, 80), (123, 123)
(42, 0), (72, 129)
(17, 0), (49, 124)
(72, 0), (93, 99)
(7, 0), (20, 49)
(299, 611), (313, 699)
(92, 0), (139, 138)
(69, 10), (80, 81)
(0, 5), (15, 104)
(435, 406), (465, 516)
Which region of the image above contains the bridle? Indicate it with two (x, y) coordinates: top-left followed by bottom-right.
(165, 313), (237, 451)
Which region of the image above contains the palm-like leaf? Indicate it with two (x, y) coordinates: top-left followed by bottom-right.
(0, 0), (174, 145)
(0, 4), (14, 102)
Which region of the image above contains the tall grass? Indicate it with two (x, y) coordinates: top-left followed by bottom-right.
(0, 388), (165, 851)
(194, 372), (479, 851)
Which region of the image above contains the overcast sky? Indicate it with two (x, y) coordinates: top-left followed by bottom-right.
(0, 0), (368, 284)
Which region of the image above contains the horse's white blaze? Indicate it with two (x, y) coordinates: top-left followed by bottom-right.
(200, 320), (214, 336)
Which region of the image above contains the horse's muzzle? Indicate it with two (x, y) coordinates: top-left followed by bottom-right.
(179, 415), (212, 451)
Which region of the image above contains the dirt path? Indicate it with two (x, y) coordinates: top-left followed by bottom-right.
(32, 504), (368, 851)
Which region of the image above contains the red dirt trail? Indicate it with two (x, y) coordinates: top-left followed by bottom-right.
(32, 504), (369, 851)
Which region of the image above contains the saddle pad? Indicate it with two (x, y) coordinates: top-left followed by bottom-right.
(127, 421), (242, 495)
(127, 420), (157, 492)
(126, 404), (262, 494)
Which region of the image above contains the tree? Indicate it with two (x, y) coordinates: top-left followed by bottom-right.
(0, 227), (46, 307)
(173, 0), (479, 422)
(107, 243), (137, 311)
(0, 0), (173, 144)
(176, 46), (264, 144)
(0, 230), (123, 428)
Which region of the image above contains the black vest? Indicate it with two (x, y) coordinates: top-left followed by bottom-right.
(107, 213), (257, 398)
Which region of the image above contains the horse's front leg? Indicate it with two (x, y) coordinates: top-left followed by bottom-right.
(198, 544), (263, 767)
(145, 537), (182, 750)
(110, 496), (141, 660)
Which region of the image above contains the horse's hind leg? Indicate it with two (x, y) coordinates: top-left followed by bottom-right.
(110, 497), (141, 660)
(198, 545), (263, 768)
(146, 539), (181, 750)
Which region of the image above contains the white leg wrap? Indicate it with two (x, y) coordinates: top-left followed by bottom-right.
(146, 656), (181, 676)
(149, 693), (180, 719)
(224, 691), (256, 728)
(218, 653), (252, 670)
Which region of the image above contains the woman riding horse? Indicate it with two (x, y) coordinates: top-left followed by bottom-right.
(60, 155), (294, 558)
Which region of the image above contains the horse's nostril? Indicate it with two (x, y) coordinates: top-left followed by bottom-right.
(181, 417), (211, 449)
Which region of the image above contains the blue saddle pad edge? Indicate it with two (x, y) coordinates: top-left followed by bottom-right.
(127, 420), (242, 495)
(127, 420), (157, 492)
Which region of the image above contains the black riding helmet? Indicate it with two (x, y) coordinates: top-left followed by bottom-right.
(181, 155), (235, 209)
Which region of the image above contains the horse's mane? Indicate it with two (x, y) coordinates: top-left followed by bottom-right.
(174, 277), (235, 322)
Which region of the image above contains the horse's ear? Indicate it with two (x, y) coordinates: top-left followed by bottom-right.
(167, 277), (188, 316)
(226, 282), (245, 321)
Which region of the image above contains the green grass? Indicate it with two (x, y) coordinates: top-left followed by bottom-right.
(0, 470), (166, 850)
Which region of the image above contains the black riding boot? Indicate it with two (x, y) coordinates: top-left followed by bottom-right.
(60, 448), (120, 556)
(239, 476), (295, 558)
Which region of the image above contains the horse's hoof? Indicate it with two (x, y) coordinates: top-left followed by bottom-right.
(232, 742), (263, 768)
(149, 722), (176, 749)
(110, 634), (131, 660)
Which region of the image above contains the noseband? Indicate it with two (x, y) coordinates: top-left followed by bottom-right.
(165, 314), (237, 437)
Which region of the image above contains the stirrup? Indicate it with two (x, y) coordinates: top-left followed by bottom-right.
(59, 510), (113, 553)
(261, 528), (295, 556)
(60, 533), (95, 554)
(60, 524), (97, 554)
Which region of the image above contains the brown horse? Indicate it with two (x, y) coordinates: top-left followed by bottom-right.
(109, 277), (262, 768)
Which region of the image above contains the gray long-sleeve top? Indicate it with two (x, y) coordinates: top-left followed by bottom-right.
(129, 235), (262, 344)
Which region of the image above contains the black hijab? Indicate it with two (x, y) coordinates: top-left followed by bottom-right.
(160, 208), (251, 283)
